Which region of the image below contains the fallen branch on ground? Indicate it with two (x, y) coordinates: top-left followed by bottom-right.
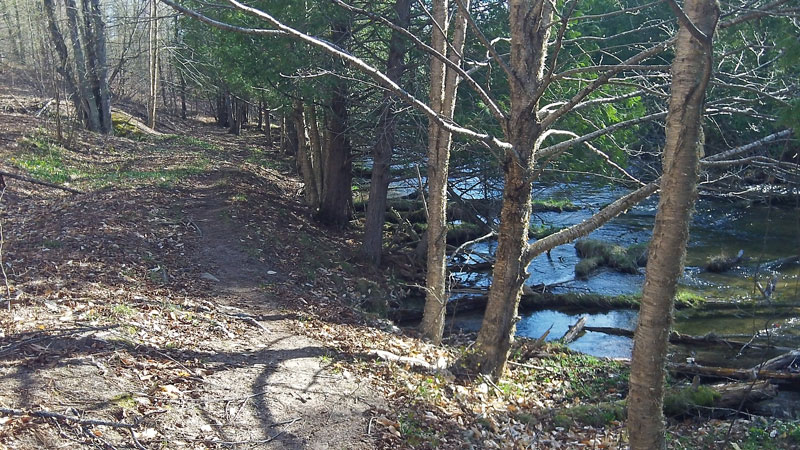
(0, 170), (84, 194)
(0, 407), (138, 428)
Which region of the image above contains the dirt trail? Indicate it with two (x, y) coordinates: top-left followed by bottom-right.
(176, 178), (381, 449)
(0, 83), (383, 449)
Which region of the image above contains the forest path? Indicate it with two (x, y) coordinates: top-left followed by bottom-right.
(0, 84), (383, 449)
(175, 172), (380, 449)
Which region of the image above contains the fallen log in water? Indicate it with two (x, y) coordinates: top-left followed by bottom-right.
(561, 317), (587, 343)
(667, 363), (800, 384)
(582, 326), (794, 352)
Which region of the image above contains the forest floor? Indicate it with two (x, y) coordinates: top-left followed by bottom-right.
(1, 78), (799, 449)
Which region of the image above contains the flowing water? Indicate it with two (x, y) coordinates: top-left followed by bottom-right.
(441, 179), (800, 364)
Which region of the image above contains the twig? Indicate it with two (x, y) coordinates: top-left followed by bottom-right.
(0, 407), (137, 428)
(269, 417), (301, 428)
(206, 430), (286, 446)
(129, 428), (148, 450)
(224, 313), (271, 332)
(0, 170), (84, 194)
(35, 99), (55, 118)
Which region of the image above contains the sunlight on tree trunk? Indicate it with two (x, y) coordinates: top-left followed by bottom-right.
(468, 0), (552, 378)
(421, 0), (470, 344)
(148, 0), (159, 130)
(628, 0), (720, 447)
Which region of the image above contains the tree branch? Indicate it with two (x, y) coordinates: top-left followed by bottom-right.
(452, 0), (517, 86)
(0, 170), (84, 194)
(160, 0), (512, 151)
(665, 0), (710, 42)
(329, 0), (507, 125)
(523, 181), (660, 264)
(702, 129), (794, 162)
(541, 39), (673, 128)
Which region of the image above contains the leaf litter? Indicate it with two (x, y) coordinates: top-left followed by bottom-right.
(1, 80), (798, 450)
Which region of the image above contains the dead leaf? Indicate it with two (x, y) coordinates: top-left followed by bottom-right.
(134, 428), (158, 440)
(159, 384), (182, 398)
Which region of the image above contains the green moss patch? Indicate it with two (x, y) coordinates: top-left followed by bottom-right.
(574, 239), (643, 279)
(532, 198), (580, 213)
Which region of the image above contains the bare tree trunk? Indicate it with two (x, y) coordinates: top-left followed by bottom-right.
(283, 109), (298, 156)
(306, 103), (324, 206)
(468, 0), (553, 378)
(228, 96), (243, 135)
(87, 0), (111, 133)
(179, 70), (187, 119)
(257, 100), (263, 130)
(64, 0), (99, 131)
(264, 105), (272, 144)
(420, 0), (470, 344)
(316, 20), (353, 229)
(147, 0), (158, 129)
(294, 97), (319, 208)
(628, 1), (719, 448)
(42, 0), (81, 122)
(361, 0), (411, 266)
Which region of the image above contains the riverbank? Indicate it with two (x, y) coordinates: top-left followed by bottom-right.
(1, 80), (799, 449)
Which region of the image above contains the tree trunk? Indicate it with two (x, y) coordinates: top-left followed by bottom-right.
(264, 107), (272, 144)
(64, 0), (100, 131)
(179, 69), (187, 119)
(42, 0), (81, 125)
(420, 0), (470, 344)
(361, 0), (411, 266)
(627, 1), (719, 448)
(147, 0), (159, 129)
(468, 0), (552, 377)
(228, 96), (244, 135)
(294, 98), (319, 208)
(306, 103), (324, 206)
(283, 110), (298, 156)
(316, 21), (353, 229)
(257, 100), (263, 131)
(87, 0), (111, 133)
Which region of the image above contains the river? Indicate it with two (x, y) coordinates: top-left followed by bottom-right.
(430, 178), (800, 365)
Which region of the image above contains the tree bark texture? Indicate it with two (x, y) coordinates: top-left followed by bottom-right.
(307, 104), (324, 206)
(88, 0), (111, 133)
(317, 20), (353, 229)
(147, 0), (159, 129)
(64, 0), (100, 131)
(43, 0), (110, 134)
(293, 98), (319, 208)
(361, 0), (411, 266)
(628, 1), (719, 448)
(469, 0), (552, 379)
(420, 0), (470, 344)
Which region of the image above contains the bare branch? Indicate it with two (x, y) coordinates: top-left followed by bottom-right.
(157, 0), (286, 36)
(539, 111), (669, 160)
(160, 0), (512, 151)
(703, 129), (794, 161)
(453, 0), (516, 85)
(329, 0), (507, 125)
(665, 0), (710, 42)
(720, 0), (793, 28)
(523, 181), (660, 264)
(568, 0), (665, 22)
(551, 64), (672, 81)
(541, 39), (674, 128)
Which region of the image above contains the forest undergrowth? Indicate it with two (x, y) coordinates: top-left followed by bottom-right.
(0, 81), (798, 449)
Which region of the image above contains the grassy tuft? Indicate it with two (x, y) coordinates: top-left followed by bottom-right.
(574, 239), (641, 279)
